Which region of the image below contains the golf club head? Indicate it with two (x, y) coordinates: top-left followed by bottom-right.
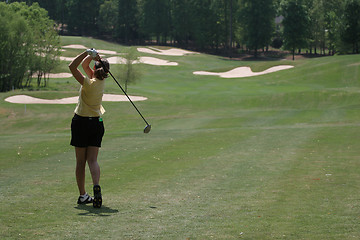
(144, 124), (151, 134)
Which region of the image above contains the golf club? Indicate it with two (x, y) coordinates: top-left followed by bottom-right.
(99, 58), (151, 134)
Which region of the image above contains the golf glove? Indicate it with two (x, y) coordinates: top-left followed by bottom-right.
(86, 48), (98, 58)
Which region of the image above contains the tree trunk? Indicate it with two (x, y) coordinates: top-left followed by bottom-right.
(292, 48), (295, 60)
(229, 0), (233, 58)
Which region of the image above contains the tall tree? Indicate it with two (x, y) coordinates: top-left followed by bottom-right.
(32, 4), (61, 86)
(140, 0), (171, 44)
(342, 0), (360, 53)
(323, 0), (342, 55)
(239, 0), (276, 57)
(171, 0), (193, 47)
(0, 2), (60, 91)
(229, 0), (233, 57)
(117, 47), (141, 93)
(282, 0), (309, 60)
(116, 0), (139, 44)
(98, 0), (117, 37)
(188, 0), (218, 50)
(0, 3), (31, 91)
(210, 0), (238, 53)
(66, 0), (103, 36)
(305, 0), (326, 54)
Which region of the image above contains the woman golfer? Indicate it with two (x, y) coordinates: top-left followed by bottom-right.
(69, 48), (110, 208)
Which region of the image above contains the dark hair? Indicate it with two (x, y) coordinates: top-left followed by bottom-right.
(94, 59), (110, 80)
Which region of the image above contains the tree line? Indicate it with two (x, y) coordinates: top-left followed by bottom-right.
(0, 1), (60, 92)
(1, 0), (359, 91)
(5, 0), (359, 57)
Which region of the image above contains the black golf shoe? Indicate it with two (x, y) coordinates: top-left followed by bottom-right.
(93, 185), (102, 208)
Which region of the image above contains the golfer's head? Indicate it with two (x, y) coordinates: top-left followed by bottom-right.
(94, 59), (110, 80)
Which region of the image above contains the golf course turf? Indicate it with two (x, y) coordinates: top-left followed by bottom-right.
(1, 36), (360, 239)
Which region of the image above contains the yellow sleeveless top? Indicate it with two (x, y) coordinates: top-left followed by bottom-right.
(74, 76), (105, 117)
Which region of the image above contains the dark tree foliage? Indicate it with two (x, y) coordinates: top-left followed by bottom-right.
(342, 0), (360, 53)
(0, 2), (60, 92)
(116, 0), (139, 44)
(240, 0), (276, 57)
(282, 0), (310, 60)
(2, 0), (359, 58)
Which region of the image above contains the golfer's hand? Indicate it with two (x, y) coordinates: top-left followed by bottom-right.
(86, 48), (98, 58)
(94, 54), (101, 61)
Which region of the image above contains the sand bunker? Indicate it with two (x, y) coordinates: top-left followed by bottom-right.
(59, 55), (107, 61)
(32, 72), (72, 78)
(61, 45), (178, 66)
(60, 52), (178, 66)
(62, 44), (195, 56)
(62, 45), (118, 54)
(139, 57), (178, 66)
(5, 94), (147, 104)
(62, 44), (88, 49)
(193, 65), (294, 78)
(137, 47), (198, 56)
(59, 56), (75, 61)
(107, 56), (128, 64)
(348, 62), (360, 67)
(107, 56), (178, 66)
(97, 49), (118, 55)
(47, 73), (72, 78)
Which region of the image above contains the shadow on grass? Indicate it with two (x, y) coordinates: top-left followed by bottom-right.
(74, 204), (119, 217)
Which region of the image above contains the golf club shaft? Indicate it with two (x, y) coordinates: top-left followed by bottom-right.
(98, 58), (150, 126)
(107, 71), (150, 126)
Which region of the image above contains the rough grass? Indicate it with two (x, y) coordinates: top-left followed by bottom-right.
(1, 36), (360, 239)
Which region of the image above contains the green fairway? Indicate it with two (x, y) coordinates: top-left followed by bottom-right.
(1, 36), (360, 239)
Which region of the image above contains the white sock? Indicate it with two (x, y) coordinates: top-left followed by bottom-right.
(80, 193), (89, 200)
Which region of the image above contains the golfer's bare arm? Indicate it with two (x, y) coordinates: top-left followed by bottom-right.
(69, 51), (87, 85)
(82, 55), (94, 79)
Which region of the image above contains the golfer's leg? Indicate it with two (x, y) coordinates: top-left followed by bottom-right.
(75, 147), (87, 195)
(87, 146), (100, 186)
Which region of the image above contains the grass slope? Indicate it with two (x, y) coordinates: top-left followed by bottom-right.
(1, 36), (360, 239)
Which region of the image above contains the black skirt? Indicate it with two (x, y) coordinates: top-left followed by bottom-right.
(70, 114), (105, 147)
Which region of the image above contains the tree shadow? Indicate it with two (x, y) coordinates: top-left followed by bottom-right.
(74, 204), (119, 217)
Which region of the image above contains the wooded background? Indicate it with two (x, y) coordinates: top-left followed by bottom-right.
(1, 0), (360, 91)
